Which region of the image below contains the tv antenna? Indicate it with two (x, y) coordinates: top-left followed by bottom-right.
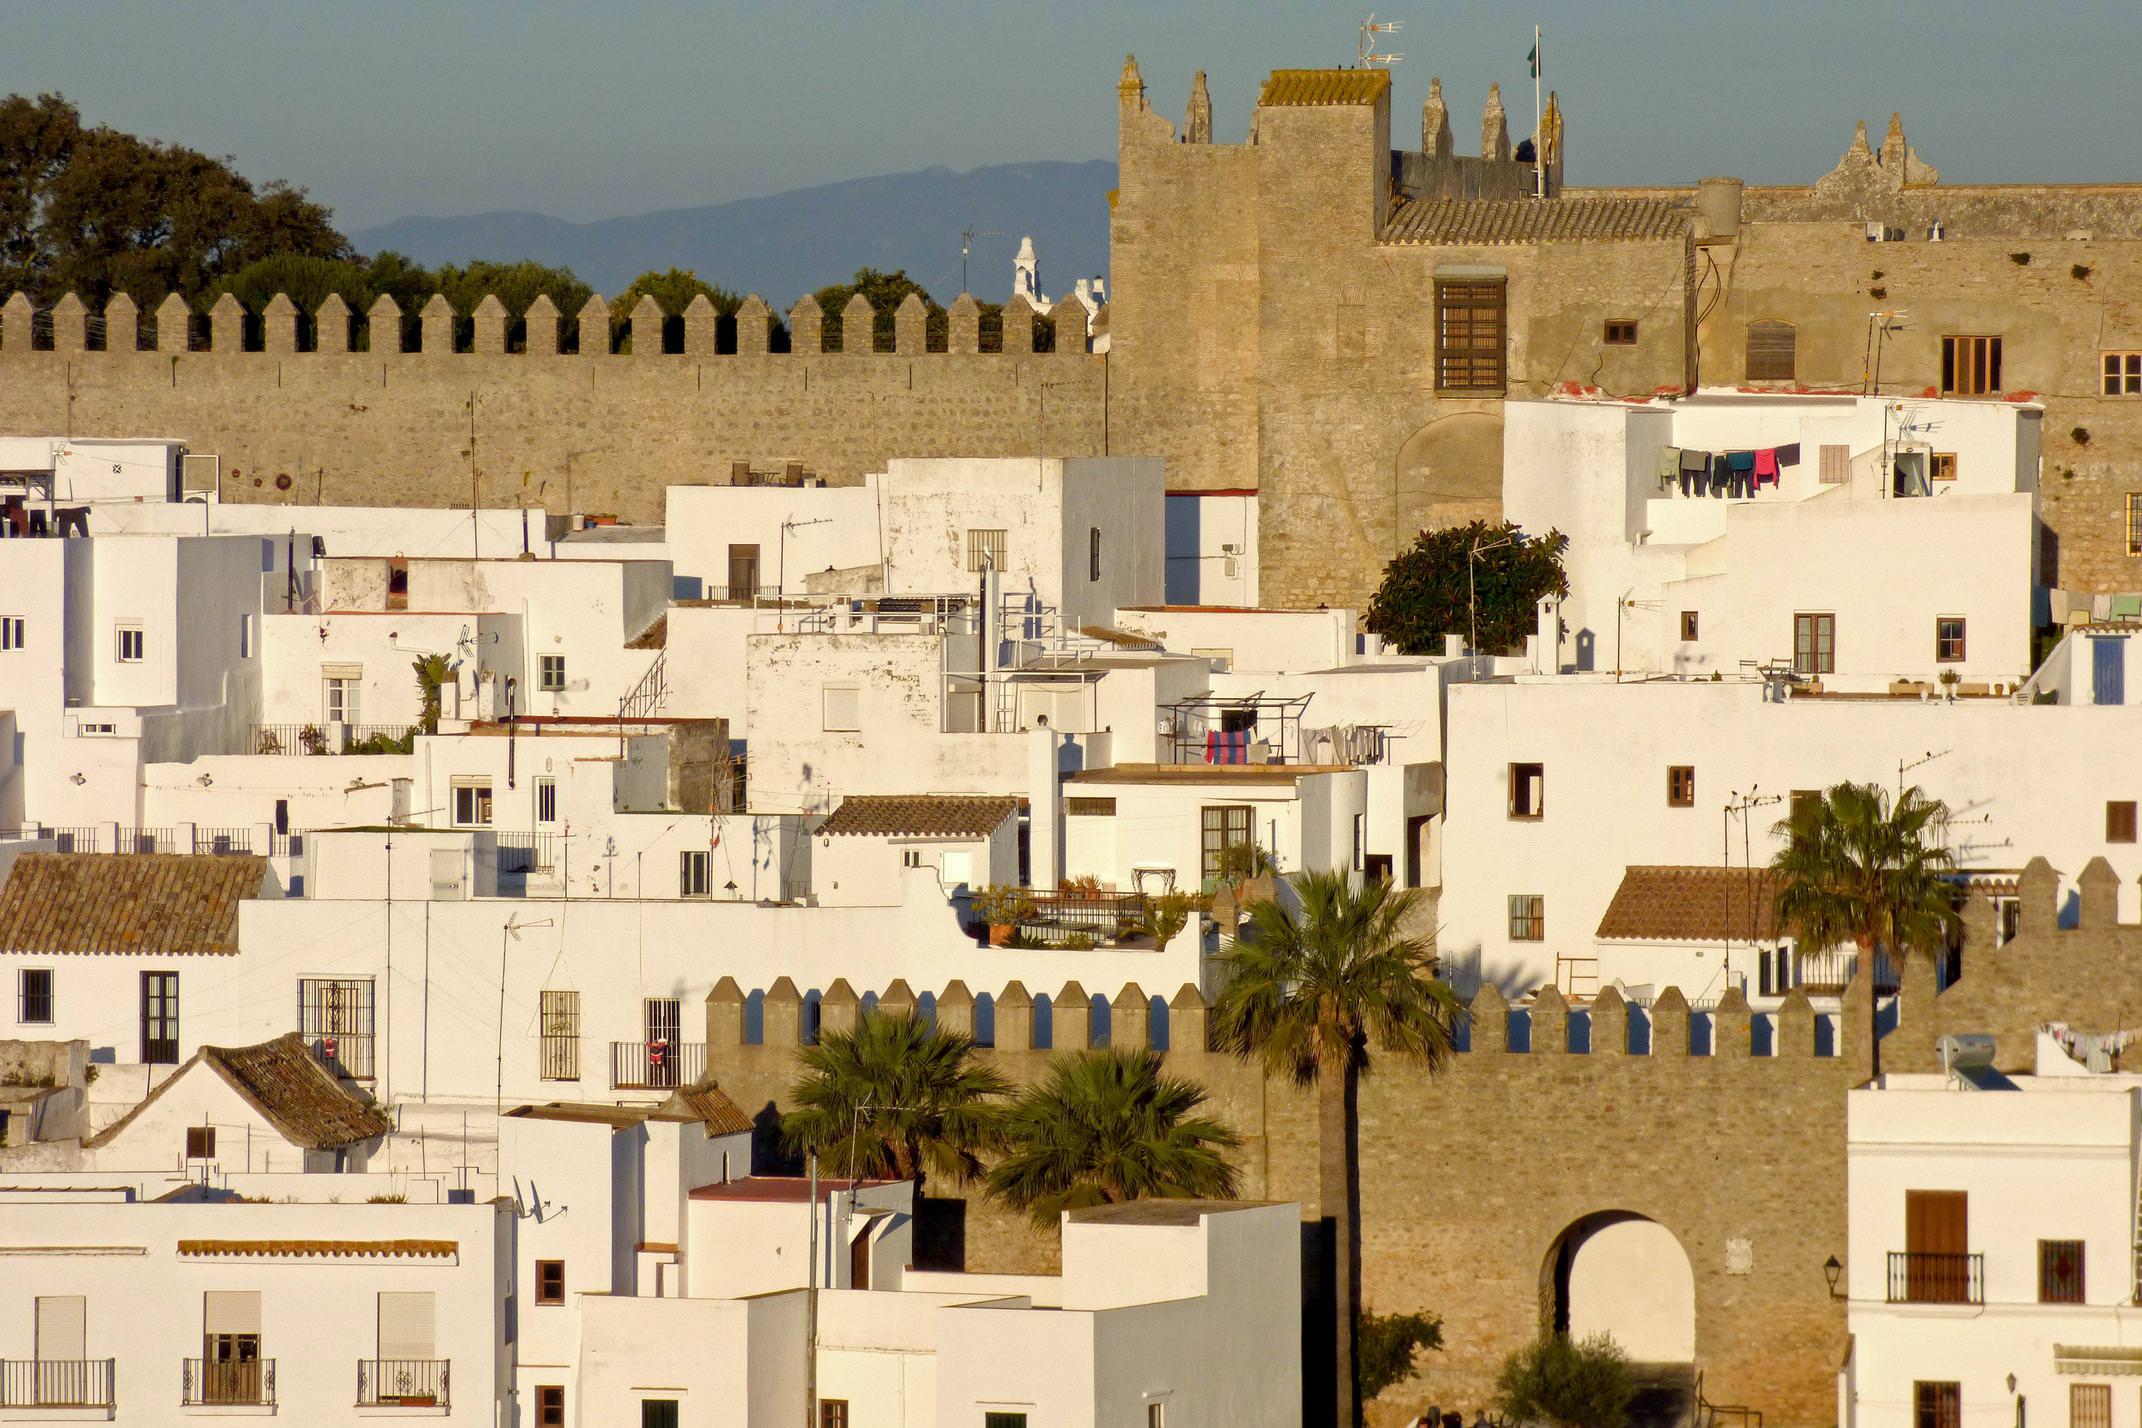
(960, 224), (1003, 295)
(1359, 15), (1403, 68)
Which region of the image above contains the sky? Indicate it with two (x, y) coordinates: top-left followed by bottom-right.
(7, 0), (2139, 232)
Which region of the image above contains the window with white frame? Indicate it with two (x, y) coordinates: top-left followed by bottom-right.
(822, 685), (861, 732)
(324, 674), (360, 725)
(679, 850), (711, 897)
(18, 968), (53, 1024)
(539, 654), (566, 692)
(0, 616), (22, 651)
(452, 779), (494, 827)
(115, 624), (144, 663)
(534, 777), (557, 825)
(902, 848), (924, 869)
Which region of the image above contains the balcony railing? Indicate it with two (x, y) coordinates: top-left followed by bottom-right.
(251, 722), (419, 756)
(496, 832), (558, 876)
(610, 1039), (705, 1091)
(1887, 1250), (1983, 1305)
(1795, 948), (1899, 995)
(0, 1357), (116, 1408)
(183, 1357), (275, 1407)
(305, 1029), (376, 1081)
(356, 1358), (449, 1409)
(192, 825), (255, 855)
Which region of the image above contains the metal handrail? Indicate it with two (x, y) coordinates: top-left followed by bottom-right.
(183, 1357), (275, 1407)
(0, 1358), (115, 1408)
(1886, 1250), (1983, 1305)
(356, 1359), (449, 1409)
(610, 1039), (705, 1091)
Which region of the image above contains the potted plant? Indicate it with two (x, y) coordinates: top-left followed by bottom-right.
(1938, 667), (1962, 703)
(298, 723), (329, 755)
(1136, 891), (1202, 948)
(974, 885), (1036, 947)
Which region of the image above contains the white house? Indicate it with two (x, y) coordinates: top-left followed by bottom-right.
(1060, 763), (1367, 897)
(0, 436), (192, 513)
(1842, 1033), (2142, 1428)
(1505, 391), (2041, 689)
(1161, 489), (1259, 608)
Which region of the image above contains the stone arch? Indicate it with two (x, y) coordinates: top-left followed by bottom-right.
(1541, 1210), (1696, 1365)
(1391, 410), (1504, 550)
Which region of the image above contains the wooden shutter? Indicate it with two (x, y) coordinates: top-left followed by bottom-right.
(376, 1292), (435, 1361)
(1819, 444), (1850, 484)
(35, 1296), (85, 1359)
(1746, 322), (1796, 381)
(1906, 1190), (1966, 1253)
(1436, 280), (1506, 391)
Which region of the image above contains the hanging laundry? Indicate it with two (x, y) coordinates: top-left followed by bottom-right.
(1205, 728), (1249, 765)
(1753, 448), (1781, 488)
(1657, 446), (1684, 493)
(1679, 448), (1710, 497)
(1775, 442), (1802, 467)
(1710, 453), (1733, 497)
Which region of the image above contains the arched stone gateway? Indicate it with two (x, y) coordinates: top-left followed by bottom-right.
(1544, 1211), (1696, 1362)
(1391, 410), (1504, 551)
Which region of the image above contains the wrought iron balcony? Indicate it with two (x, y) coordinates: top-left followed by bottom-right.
(183, 1357), (275, 1407)
(1886, 1250), (1983, 1305)
(356, 1358), (449, 1409)
(0, 1357), (116, 1408)
(610, 1040), (705, 1091)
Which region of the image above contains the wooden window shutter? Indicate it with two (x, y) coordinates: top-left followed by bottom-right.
(1746, 321), (1797, 381)
(1819, 444), (1850, 484)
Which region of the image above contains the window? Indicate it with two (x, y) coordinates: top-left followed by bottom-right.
(239, 612), (254, 659)
(727, 543), (761, 597)
(2129, 494), (2142, 558)
(822, 685), (861, 732)
(1603, 319), (1638, 346)
(680, 849), (711, 896)
(2, 615), (24, 650)
(1679, 611), (1698, 642)
(537, 1386), (566, 1428)
(141, 971), (179, 1064)
(1508, 762), (1544, 819)
(451, 780), (493, 827)
(1913, 1382), (1961, 1428)
(901, 848), (923, 869)
(1089, 526), (1102, 582)
(538, 655), (566, 692)
(115, 623), (144, 663)
(324, 674), (359, 725)
(535, 1260), (565, 1306)
(2108, 801), (2137, 844)
(18, 968), (52, 1024)
(2105, 351), (2142, 397)
(1793, 613), (1836, 676)
(1994, 895), (2022, 947)
(376, 1289), (436, 1364)
(1067, 797), (1116, 816)
(1941, 335), (2003, 395)
(1819, 443), (1851, 485)
(385, 557), (409, 610)
(1352, 813), (1365, 871)
(821, 1402), (851, 1428)
(966, 528), (1008, 572)
(1934, 617), (1966, 664)
(539, 989), (580, 1081)
(299, 976), (376, 1080)
(201, 1290), (261, 1404)
(1508, 894), (1545, 942)
(642, 1403), (680, 1428)
(1435, 279), (1506, 391)
(2039, 1239), (2085, 1303)
(186, 1125), (216, 1159)
(1668, 766), (1696, 808)
(1745, 320), (1796, 381)
(2072, 1385), (2111, 1428)
(985, 1415), (1029, 1428)
(1200, 804), (1253, 886)
(534, 777), (557, 825)
(1931, 452), (1957, 483)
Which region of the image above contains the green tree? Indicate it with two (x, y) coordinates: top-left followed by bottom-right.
(436, 259), (591, 322)
(0, 93), (82, 299)
(782, 1012), (1009, 1193)
(205, 253), (376, 319)
(811, 266), (942, 352)
(986, 1048), (1239, 1227)
(610, 267), (739, 353)
(1495, 1334), (1637, 1428)
(1365, 519), (1569, 657)
(1214, 870), (1460, 1428)
(1770, 781), (1960, 1071)
(1357, 1309), (1444, 1403)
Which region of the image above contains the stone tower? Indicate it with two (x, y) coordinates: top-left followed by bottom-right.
(1186, 70), (1212, 144)
(1482, 83), (1510, 162)
(1422, 77), (1452, 159)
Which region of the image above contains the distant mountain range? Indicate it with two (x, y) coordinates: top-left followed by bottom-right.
(351, 159), (1117, 307)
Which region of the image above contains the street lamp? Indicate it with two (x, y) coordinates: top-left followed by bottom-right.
(1824, 1254), (1843, 1298)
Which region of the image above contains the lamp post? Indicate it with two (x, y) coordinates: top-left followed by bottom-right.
(1824, 1254), (1844, 1299)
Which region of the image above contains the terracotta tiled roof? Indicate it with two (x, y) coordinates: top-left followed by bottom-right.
(178, 1239), (457, 1259)
(817, 795), (1018, 840)
(658, 1085), (756, 1137)
(689, 1176), (903, 1203)
(1258, 69), (1390, 107)
(88, 1033), (391, 1151)
(1382, 195), (1689, 246)
(626, 614), (667, 650)
(1595, 865), (1782, 943)
(0, 852), (265, 956)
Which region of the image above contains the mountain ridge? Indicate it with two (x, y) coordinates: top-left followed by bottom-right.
(351, 159), (1117, 307)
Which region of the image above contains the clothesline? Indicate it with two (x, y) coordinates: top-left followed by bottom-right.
(1657, 443), (1801, 498)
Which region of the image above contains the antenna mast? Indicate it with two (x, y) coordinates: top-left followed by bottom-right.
(960, 224), (1003, 296)
(1358, 15), (1403, 69)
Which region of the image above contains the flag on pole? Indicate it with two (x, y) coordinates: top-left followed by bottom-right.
(1527, 43), (1540, 78)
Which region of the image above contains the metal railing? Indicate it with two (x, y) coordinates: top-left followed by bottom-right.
(251, 722), (419, 755)
(192, 826), (255, 855)
(1794, 948), (1899, 994)
(1014, 889), (1148, 946)
(0, 1358), (115, 1408)
(1886, 1251), (1982, 1305)
(304, 1029), (376, 1081)
(183, 1358), (275, 1407)
(620, 650), (669, 721)
(251, 722), (335, 755)
(356, 1359), (449, 1409)
(270, 830), (305, 858)
(496, 832), (558, 875)
(610, 1039), (705, 1090)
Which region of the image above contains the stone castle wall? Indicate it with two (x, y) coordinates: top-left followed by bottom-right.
(704, 973), (1865, 1428)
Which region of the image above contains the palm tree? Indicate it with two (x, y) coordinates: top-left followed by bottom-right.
(1213, 870), (1459, 1428)
(782, 1012), (1010, 1192)
(1770, 781), (1961, 1073)
(986, 1048), (1240, 1227)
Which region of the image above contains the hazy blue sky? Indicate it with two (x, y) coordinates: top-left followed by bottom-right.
(8, 1), (2136, 230)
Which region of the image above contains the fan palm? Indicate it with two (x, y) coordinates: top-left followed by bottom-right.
(1213, 870), (1459, 1428)
(1770, 780), (1961, 1071)
(782, 1012), (1010, 1191)
(986, 1048), (1240, 1227)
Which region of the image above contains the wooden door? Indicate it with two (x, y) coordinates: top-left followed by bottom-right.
(1904, 1190), (1968, 1301)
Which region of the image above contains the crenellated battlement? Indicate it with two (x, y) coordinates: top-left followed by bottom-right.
(0, 286), (1094, 358)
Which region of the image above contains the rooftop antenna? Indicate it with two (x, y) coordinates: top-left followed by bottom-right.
(1900, 748), (1950, 800)
(960, 225), (1002, 295)
(1359, 15), (1403, 68)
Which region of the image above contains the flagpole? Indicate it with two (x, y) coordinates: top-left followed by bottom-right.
(1533, 24), (1544, 199)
